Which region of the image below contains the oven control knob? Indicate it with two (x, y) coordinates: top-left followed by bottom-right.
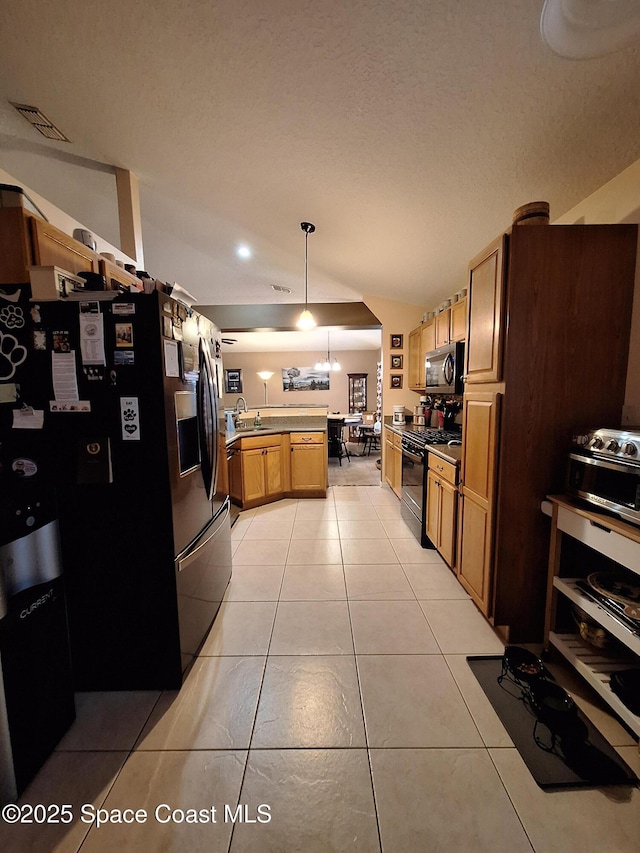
(605, 439), (619, 453)
(622, 442), (638, 457)
(573, 434), (589, 447)
(588, 436), (604, 450)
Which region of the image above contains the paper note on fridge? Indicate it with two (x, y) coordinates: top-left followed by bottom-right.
(163, 339), (180, 377)
(0, 383), (18, 403)
(52, 351), (80, 400)
(12, 407), (44, 429)
(79, 312), (106, 365)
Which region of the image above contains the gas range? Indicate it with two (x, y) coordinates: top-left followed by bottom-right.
(401, 428), (462, 458)
(572, 427), (640, 465)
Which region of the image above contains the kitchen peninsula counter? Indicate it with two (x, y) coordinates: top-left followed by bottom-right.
(223, 407), (328, 507)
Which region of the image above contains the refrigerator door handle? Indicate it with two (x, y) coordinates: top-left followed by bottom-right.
(197, 339), (217, 501)
(175, 502), (230, 572)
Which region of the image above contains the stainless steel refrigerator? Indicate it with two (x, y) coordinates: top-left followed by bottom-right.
(27, 290), (232, 689)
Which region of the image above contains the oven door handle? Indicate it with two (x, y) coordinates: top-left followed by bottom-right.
(402, 448), (424, 463)
(569, 452), (640, 474)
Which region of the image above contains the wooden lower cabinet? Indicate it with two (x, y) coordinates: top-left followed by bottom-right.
(426, 454), (458, 568)
(228, 446), (242, 504)
(230, 434), (284, 508)
(229, 430), (327, 508)
(457, 493), (491, 610)
(241, 445), (282, 503)
(290, 433), (327, 495)
(383, 428), (402, 498)
(456, 390), (501, 615)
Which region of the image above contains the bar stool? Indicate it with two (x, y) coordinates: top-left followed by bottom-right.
(361, 420), (381, 455)
(328, 419), (350, 465)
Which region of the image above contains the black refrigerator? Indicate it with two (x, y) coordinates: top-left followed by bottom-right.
(25, 289), (232, 690)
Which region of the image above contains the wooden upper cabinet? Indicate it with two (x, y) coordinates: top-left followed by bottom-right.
(466, 235), (506, 383)
(0, 208), (34, 283)
(408, 326), (423, 389)
(30, 217), (99, 275)
(99, 258), (143, 292)
(450, 297), (467, 343)
(420, 318), (435, 357)
(435, 309), (450, 348)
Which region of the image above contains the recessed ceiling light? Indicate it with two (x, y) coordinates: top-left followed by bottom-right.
(271, 284), (292, 294)
(236, 244), (252, 259)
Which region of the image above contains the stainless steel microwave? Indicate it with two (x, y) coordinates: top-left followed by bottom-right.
(425, 341), (465, 395)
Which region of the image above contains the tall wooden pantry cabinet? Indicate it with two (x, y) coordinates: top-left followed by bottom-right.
(456, 223), (637, 642)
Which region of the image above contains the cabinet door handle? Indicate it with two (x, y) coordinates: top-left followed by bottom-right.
(589, 520), (611, 533)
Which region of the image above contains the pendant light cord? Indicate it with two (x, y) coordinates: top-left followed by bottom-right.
(304, 229), (309, 310)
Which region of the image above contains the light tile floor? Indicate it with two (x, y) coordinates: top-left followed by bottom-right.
(2, 484), (640, 853)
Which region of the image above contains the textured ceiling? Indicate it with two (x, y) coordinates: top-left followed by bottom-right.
(1, 1), (640, 309)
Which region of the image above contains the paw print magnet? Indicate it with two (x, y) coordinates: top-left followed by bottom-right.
(0, 330), (27, 380)
(120, 396), (140, 441)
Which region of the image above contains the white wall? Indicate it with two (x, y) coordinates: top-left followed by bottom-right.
(1, 151), (120, 247)
(362, 295), (425, 416)
(0, 166), (134, 265)
(553, 158), (640, 424)
(221, 349), (380, 413)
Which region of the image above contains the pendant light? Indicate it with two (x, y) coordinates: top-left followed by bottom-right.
(296, 221), (316, 330)
(315, 330), (340, 372)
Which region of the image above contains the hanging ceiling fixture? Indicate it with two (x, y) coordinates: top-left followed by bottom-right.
(540, 0), (640, 59)
(315, 330), (341, 372)
(296, 222), (316, 330)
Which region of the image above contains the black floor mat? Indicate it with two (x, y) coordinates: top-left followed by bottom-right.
(467, 655), (638, 789)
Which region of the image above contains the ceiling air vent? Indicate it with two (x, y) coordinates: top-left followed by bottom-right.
(10, 102), (70, 142)
(271, 284), (292, 294)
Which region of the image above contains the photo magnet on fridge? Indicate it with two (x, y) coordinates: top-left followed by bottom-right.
(77, 436), (113, 484)
(115, 323), (133, 347)
(114, 350), (135, 366)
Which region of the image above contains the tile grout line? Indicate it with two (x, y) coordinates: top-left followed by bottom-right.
(225, 502), (295, 852)
(341, 513), (384, 853)
(74, 689), (166, 852)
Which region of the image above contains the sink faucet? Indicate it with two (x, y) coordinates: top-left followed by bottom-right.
(233, 396), (248, 429)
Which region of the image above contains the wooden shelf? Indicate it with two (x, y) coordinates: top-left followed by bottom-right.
(553, 577), (640, 656)
(549, 631), (640, 737)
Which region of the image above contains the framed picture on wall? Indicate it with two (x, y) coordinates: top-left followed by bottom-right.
(224, 369), (243, 394)
(390, 354), (403, 370)
(390, 374), (403, 389)
(390, 334), (403, 349)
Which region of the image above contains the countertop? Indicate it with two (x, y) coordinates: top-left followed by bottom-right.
(225, 426), (326, 446)
(426, 444), (462, 465)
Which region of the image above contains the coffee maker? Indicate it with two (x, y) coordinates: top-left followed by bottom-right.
(392, 405), (406, 425)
